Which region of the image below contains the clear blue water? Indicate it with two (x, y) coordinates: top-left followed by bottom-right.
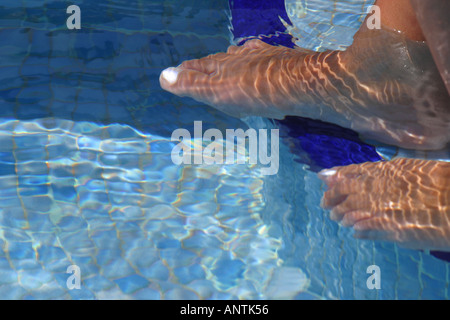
(0, 0), (448, 300)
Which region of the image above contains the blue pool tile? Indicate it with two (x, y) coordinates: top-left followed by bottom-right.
(125, 247), (159, 269)
(58, 229), (96, 255)
(116, 17), (143, 31)
(37, 246), (67, 265)
(20, 64), (49, 78)
(18, 268), (54, 290)
(77, 87), (105, 103)
(84, 57), (112, 70)
(92, 231), (122, 250)
(159, 249), (198, 269)
(164, 287), (199, 300)
(0, 196), (22, 209)
(21, 195), (52, 213)
(122, 33), (150, 53)
(51, 183), (77, 202)
(68, 287), (96, 300)
(69, 256), (100, 278)
(0, 163), (15, 176)
(211, 258), (245, 290)
(29, 30), (51, 56)
(294, 291), (321, 300)
(0, 66), (22, 86)
(114, 274), (150, 294)
(89, 31), (122, 58)
(96, 249), (123, 267)
(9, 257), (41, 272)
(0, 28), (29, 49)
(420, 274), (447, 299)
(53, 271), (73, 291)
(49, 56), (83, 72)
(51, 83), (78, 102)
(51, 32), (78, 54)
(84, 275), (116, 292)
(26, 212), (55, 231)
(17, 85), (52, 104)
(422, 253), (448, 279)
(132, 287), (161, 300)
(23, 282), (68, 300)
(101, 257), (135, 279)
(0, 283), (27, 299)
(0, 87), (22, 103)
(105, 104), (134, 123)
(0, 258), (18, 285)
(57, 216), (88, 232)
(49, 101), (77, 118)
(174, 264), (205, 285)
(157, 238), (181, 249)
(139, 260), (170, 281)
(16, 102), (51, 119)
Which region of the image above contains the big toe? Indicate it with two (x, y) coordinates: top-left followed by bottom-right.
(160, 66), (212, 99)
(160, 67), (181, 88)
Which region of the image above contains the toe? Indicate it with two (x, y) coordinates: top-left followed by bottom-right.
(160, 67), (213, 99)
(341, 210), (373, 227)
(179, 58), (218, 75)
(353, 218), (386, 241)
(207, 52), (230, 62)
(318, 165), (364, 187)
(226, 45), (244, 55)
(353, 217), (392, 234)
(318, 168), (339, 185)
(243, 39), (273, 50)
(321, 178), (360, 209)
(330, 194), (371, 221)
(321, 188), (348, 209)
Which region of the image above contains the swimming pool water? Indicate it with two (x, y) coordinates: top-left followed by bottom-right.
(0, 0), (448, 300)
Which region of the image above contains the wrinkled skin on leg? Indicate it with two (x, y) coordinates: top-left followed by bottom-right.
(160, 39), (317, 120)
(410, 0), (450, 95)
(320, 158), (450, 251)
(161, 30), (450, 150)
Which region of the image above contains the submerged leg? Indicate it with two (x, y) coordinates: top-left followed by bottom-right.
(160, 0), (450, 150)
(320, 158), (450, 251)
(410, 0), (450, 95)
(317, 1), (450, 251)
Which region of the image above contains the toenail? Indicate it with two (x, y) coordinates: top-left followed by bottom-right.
(318, 169), (337, 177)
(161, 67), (180, 84)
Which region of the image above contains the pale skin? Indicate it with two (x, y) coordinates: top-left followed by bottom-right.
(160, 0), (450, 251)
